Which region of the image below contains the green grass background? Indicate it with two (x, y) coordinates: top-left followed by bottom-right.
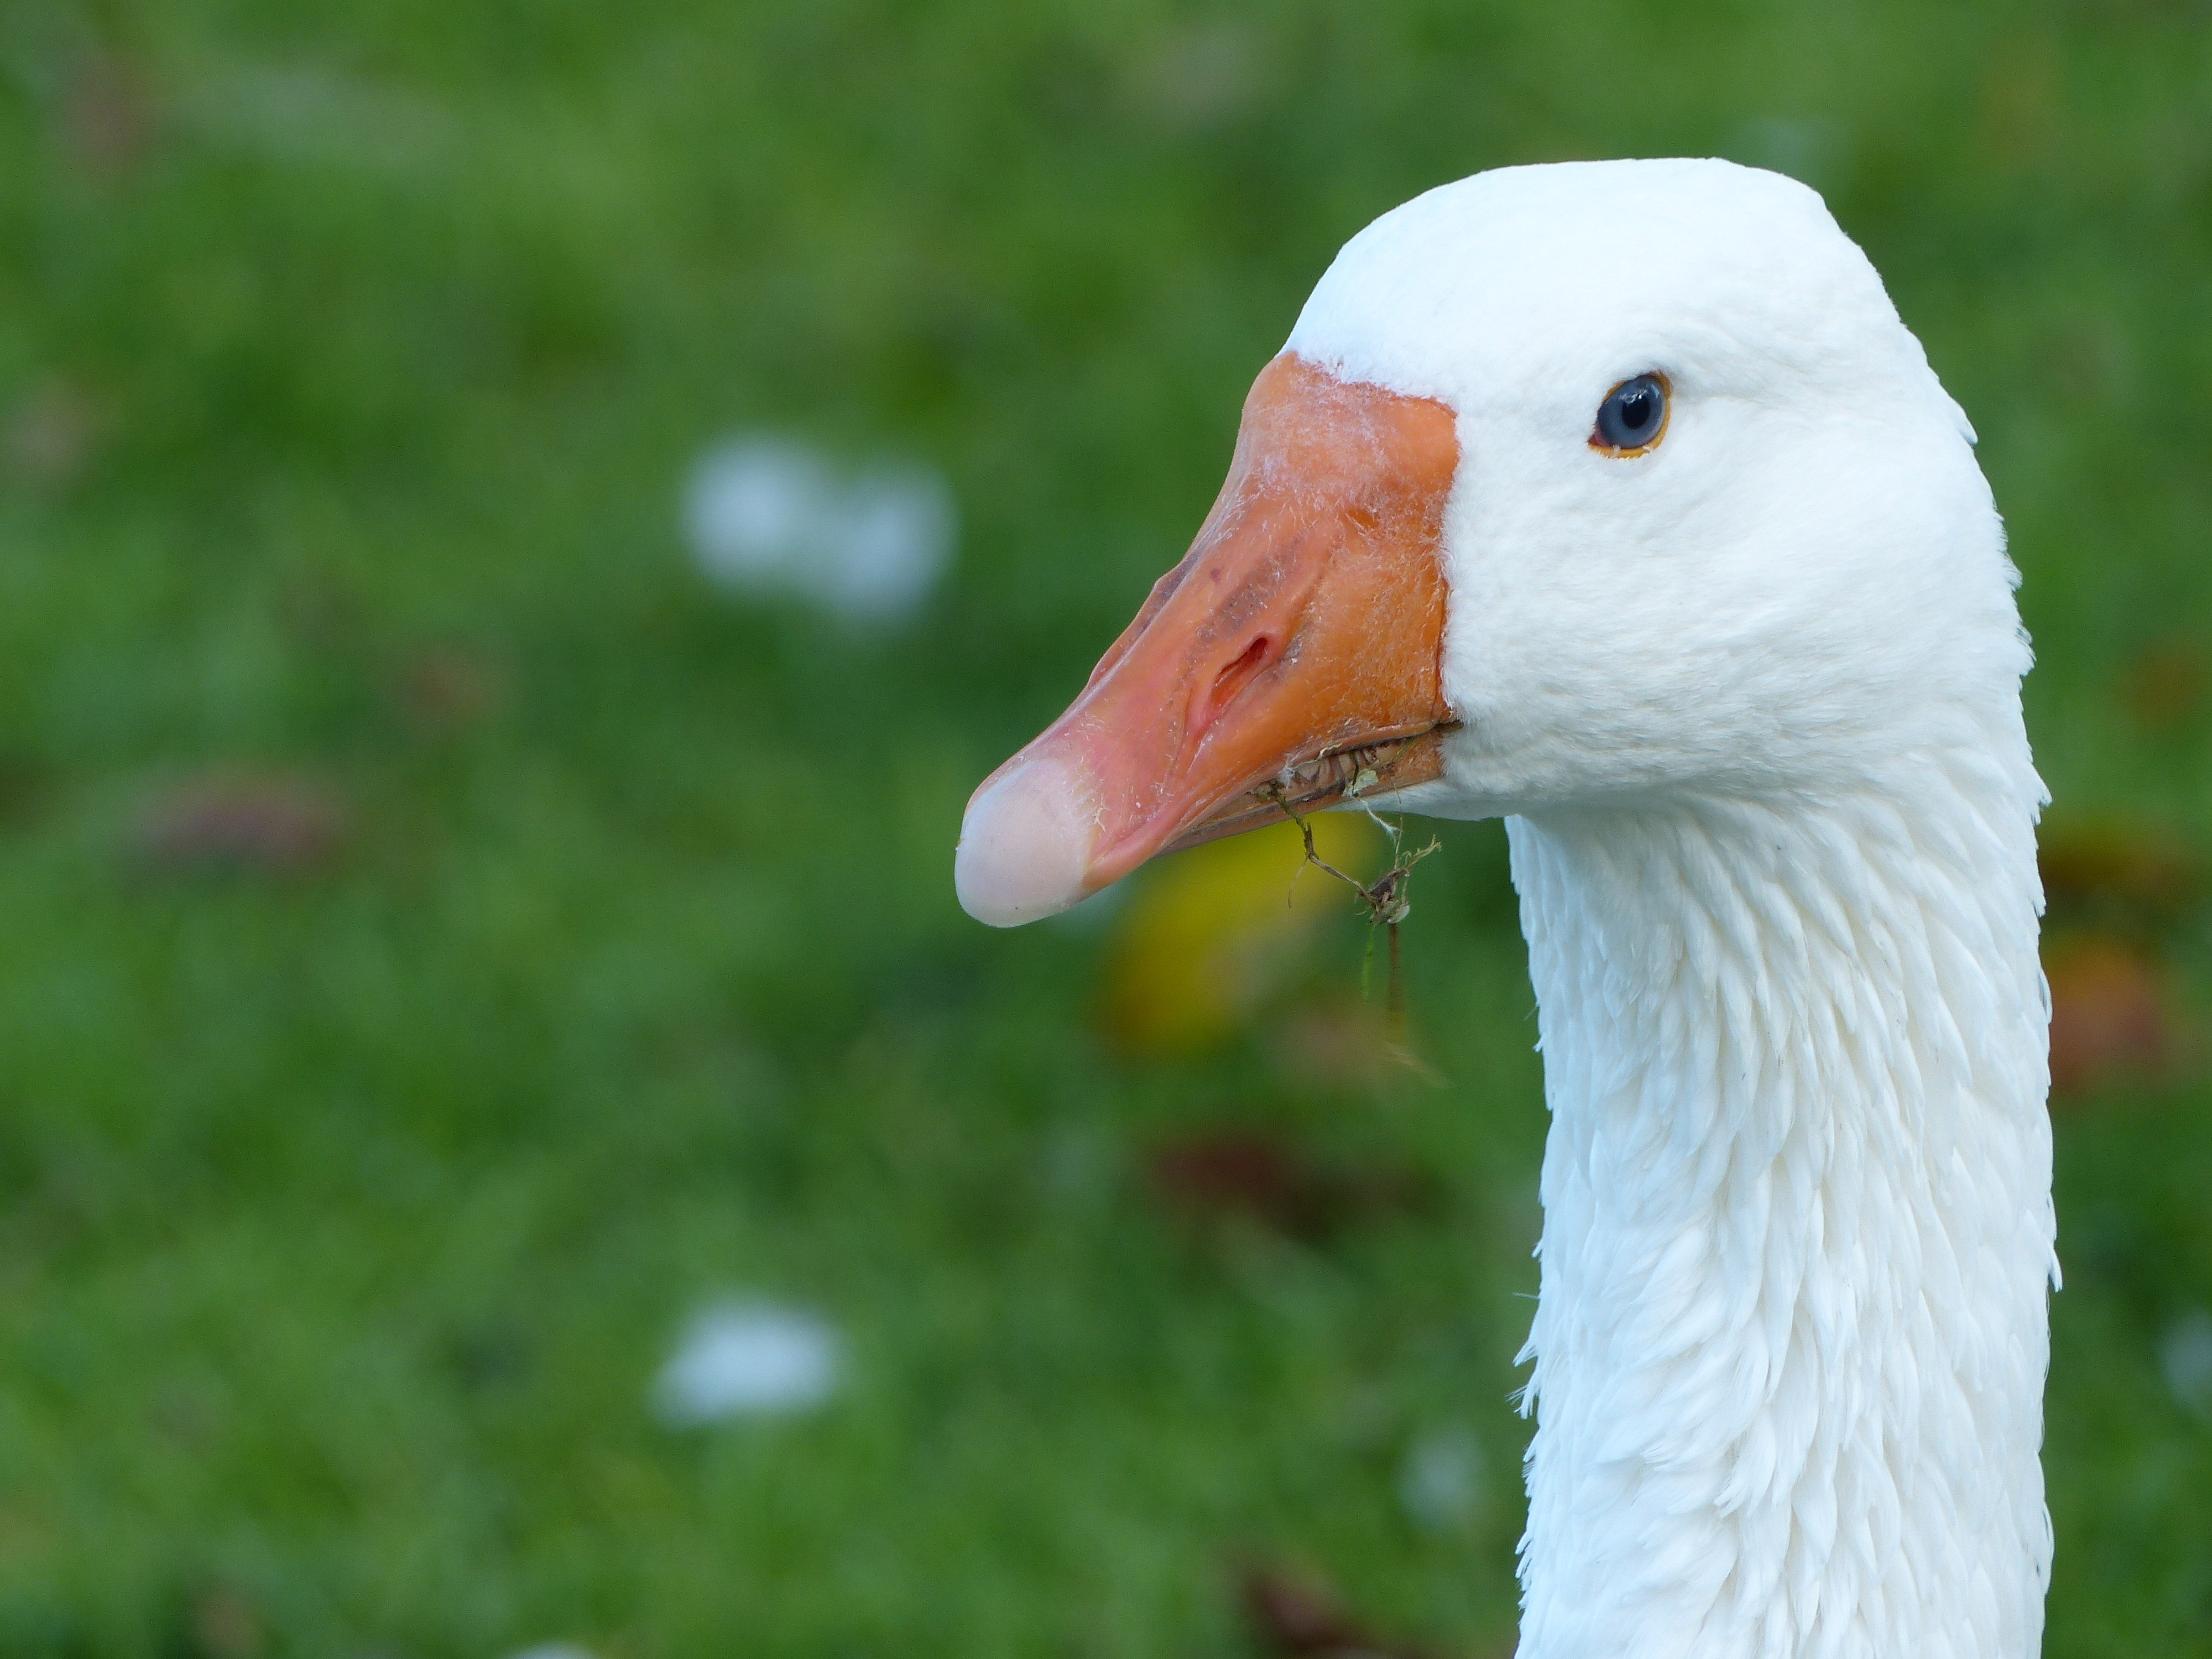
(1, 1), (2209, 1654)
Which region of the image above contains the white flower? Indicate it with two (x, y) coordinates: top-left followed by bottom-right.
(653, 1298), (842, 1424)
(684, 436), (954, 624)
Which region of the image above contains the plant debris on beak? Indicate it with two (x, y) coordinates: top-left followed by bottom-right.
(957, 352), (1460, 927)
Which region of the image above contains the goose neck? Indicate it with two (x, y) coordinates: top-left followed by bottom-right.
(1504, 763), (2054, 1659)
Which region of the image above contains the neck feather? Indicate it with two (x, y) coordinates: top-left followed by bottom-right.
(1506, 740), (2054, 1659)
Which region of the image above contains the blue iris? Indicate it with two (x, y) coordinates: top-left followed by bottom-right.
(1595, 375), (1666, 451)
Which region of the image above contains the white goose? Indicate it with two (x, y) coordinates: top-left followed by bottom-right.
(955, 159), (2053, 1659)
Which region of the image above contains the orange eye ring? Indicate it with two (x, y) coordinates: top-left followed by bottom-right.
(1590, 371), (1671, 458)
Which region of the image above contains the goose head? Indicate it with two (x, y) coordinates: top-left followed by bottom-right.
(955, 156), (2021, 926)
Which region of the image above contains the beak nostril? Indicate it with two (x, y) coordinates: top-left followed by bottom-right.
(1217, 635), (1271, 695)
(1193, 635), (1274, 743)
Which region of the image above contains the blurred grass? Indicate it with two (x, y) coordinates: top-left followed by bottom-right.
(0, 1), (2209, 1655)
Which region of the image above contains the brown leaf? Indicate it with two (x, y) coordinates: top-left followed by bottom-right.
(64, 51), (157, 178)
(1145, 1130), (1433, 1244)
(2038, 818), (2197, 930)
(138, 773), (347, 875)
(3, 382), (102, 488)
(1238, 1564), (1436, 1659)
(2046, 932), (2174, 1097)
(394, 645), (505, 731)
(190, 1585), (265, 1659)
(2124, 641), (2206, 732)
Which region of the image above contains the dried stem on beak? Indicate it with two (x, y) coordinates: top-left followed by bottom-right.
(1267, 785), (1443, 1082)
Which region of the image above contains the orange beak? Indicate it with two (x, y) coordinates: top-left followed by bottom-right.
(955, 353), (1460, 926)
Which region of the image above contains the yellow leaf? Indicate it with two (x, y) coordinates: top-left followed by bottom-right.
(1099, 812), (1378, 1055)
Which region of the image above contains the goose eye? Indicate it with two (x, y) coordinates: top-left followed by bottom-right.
(1593, 373), (1669, 456)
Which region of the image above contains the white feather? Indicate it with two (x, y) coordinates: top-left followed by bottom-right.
(1291, 160), (2053, 1658)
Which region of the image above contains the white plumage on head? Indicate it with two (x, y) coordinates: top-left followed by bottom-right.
(1293, 159), (2052, 1659)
